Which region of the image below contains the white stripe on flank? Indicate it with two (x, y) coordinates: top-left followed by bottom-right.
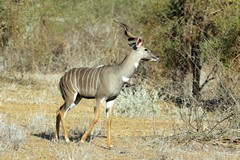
(69, 69), (74, 91)
(73, 69), (78, 91)
(60, 78), (66, 99)
(86, 69), (94, 96)
(77, 68), (82, 93)
(65, 71), (75, 95)
(79, 68), (84, 93)
(69, 70), (76, 94)
(81, 68), (89, 95)
(90, 68), (97, 94)
(95, 66), (104, 90)
(91, 68), (98, 95)
(64, 72), (68, 91)
(89, 68), (94, 94)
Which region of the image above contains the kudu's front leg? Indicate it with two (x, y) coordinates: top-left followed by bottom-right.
(80, 99), (103, 143)
(106, 100), (114, 148)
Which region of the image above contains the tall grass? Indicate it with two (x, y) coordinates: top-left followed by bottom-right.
(0, 72), (60, 105)
(0, 1), (239, 157)
(0, 0), (157, 73)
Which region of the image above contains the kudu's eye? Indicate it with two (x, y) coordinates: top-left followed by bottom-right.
(144, 48), (149, 52)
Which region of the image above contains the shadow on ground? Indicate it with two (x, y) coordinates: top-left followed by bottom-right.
(31, 129), (97, 143)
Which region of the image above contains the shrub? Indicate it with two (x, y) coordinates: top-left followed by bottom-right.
(115, 82), (160, 117)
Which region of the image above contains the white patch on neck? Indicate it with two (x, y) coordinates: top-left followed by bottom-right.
(122, 76), (130, 82)
(134, 62), (139, 68)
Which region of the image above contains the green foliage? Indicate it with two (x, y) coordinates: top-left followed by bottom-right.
(214, 4), (240, 65)
(138, 0), (240, 70)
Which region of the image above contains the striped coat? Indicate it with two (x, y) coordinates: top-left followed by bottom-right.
(59, 65), (109, 99)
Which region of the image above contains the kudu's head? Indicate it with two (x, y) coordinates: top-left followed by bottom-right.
(115, 20), (159, 62)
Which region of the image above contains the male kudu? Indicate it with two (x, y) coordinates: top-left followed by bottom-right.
(55, 20), (159, 148)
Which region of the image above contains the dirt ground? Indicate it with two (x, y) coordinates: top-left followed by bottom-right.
(0, 86), (240, 159)
(0, 98), (175, 159)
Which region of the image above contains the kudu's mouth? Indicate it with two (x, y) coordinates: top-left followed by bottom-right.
(150, 56), (159, 61)
(142, 57), (159, 62)
(142, 55), (159, 62)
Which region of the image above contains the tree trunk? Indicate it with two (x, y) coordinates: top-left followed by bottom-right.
(192, 42), (201, 101)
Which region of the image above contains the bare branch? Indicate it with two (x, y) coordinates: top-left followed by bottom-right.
(199, 64), (217, 91)
(207, 113), (235, 135)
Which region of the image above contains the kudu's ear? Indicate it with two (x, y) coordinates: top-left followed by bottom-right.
(136, 38), (143, 47)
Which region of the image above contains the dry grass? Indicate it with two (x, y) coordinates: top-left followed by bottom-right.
(0, 73), (240, 160)
(0, 114), (26, 152)
(0, 72), (60, 105)
(0, 1), (239, 159)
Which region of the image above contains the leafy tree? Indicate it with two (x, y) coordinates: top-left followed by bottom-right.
(139, 0), (239, 100)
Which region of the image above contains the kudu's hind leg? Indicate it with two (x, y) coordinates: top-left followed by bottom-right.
(55, 102), (71, 142)
(55, 105), (63, 141)
(55, 95), (82, 142)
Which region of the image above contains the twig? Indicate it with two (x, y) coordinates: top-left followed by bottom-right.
(210, 9), (222, 16)
(199, 64), (217, 91)
(180, 109), (198, 131)
(207, 113), (235, 135)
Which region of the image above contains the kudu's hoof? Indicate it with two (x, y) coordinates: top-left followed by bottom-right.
(108, 144), (113, 149)
(80, 139), (85, 143)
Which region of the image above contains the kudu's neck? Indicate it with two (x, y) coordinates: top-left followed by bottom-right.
(117, 51), (140, 78)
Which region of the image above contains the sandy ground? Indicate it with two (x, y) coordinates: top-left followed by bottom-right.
(0, 98), (175, 159)
(0, 81), (240, 159)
